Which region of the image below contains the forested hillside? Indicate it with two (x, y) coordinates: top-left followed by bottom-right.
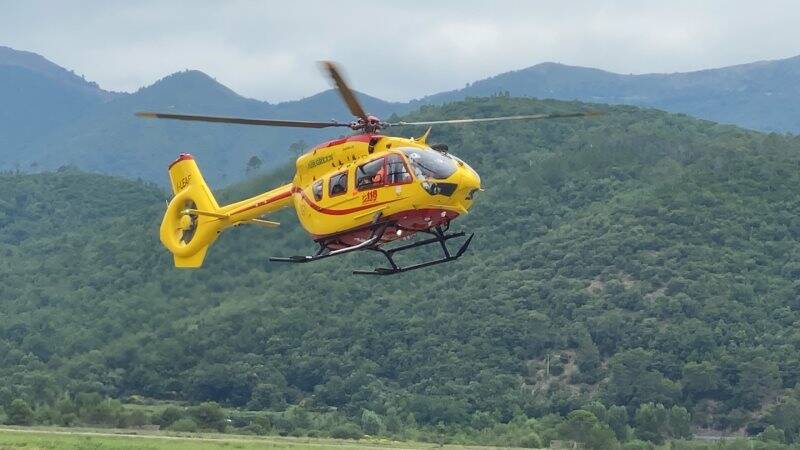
(2, 97), (800, 447)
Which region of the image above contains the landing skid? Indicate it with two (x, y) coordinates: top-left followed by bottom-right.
(269, 221), (473, 275)
(269, 222), (390, 263)
(353, 226), (473, 275)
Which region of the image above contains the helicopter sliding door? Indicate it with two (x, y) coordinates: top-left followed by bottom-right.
(356, 157), (385, 190)
(355, 154), (412, 190)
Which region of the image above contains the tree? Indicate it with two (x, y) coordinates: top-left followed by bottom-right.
(558, 410), (618, 450)
(189, 402), (226, 432)
(759, 425), (786, 444)
(681, 361), (719, 400)
(607, 405), (630, 441)
(284, 405), (311, 431)
(77, 395), (121, 426)
(384, 408), (403, 433)
(559, 410), (598, 443)
(245, 155), (263, 176)
(123, 409), (148, 428)
(667, 405), (692, 439)
(766, 394), (800, 443)
(517, 432), (542, 448)
(605, 349), (679, 410)
(735, 357), (781, 409)
(577, 338), (602, 376)
(360, 409), (385, 435)
(158, 406), (184, 428)
(6, 399), (33, 425)
(248, 383), (284, 410)
(583, 401), (607, 423)
(331, 422), (362, 439)
(634, 403), (668, 444)
(288, 140), (307, 157)
(169, 417), (198, 432)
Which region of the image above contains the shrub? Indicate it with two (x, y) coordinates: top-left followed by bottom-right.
(517, 431), (543, 448)
(759, 425), (786, 443)
(330, 422), (362, 439)
(188, 402), (226, 432)
(158, 406), (184, 428)
(360, 409), (385, 435)
(622, 440), (654, 450)
(169, 417), (199, 432)
(6, 399), (33, 425)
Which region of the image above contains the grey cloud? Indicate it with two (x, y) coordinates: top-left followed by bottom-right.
(1, 0), (799, 102)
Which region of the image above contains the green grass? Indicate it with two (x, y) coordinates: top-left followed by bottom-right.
(0, 427), (531, 450)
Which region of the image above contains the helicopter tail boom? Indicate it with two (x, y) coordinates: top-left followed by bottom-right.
(160, 153), (295, 268)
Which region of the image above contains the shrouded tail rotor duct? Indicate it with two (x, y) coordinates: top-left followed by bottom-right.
(179, 200), (198, 244)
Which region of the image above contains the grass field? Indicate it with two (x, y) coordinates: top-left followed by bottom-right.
(0, 427), (533, 450)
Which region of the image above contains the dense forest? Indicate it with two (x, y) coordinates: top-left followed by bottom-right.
(2, 97), (800, 448)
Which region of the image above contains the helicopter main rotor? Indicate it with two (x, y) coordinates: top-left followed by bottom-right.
(136, 61), (601, 133)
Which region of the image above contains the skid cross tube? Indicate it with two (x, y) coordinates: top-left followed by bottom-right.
(269, 221), (473, 275)
(352, 226), (474, 276)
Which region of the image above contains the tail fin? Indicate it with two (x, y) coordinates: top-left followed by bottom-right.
(160, 154), (225, 268)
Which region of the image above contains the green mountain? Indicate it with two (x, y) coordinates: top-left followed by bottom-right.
(0, 46), (410, 186)
(3, 45), (800, 189)
(3, 97), (800, 445)
(0, 46), (118, 160)
(415, 56), (800, 133)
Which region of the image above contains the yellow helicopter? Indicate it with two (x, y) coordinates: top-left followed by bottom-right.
(137, 62), (598, 275)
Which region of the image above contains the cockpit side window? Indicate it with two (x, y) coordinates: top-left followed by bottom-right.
(329, 171), (348, 197)
(312, 179), (324, 201)
(386, 154), (412, 185)
(356, 157), (385, 190)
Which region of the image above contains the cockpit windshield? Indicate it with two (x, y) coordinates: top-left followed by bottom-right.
(401, 148), (457, 180)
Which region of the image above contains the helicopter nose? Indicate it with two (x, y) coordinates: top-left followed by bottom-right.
(463, 166), (481, 191)
(458, 164), (482, 209)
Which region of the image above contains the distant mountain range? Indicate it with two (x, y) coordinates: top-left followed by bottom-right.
(417, 57), (800, 133)
(2, 45), (799, 185)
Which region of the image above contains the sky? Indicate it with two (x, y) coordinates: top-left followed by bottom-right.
(1, 1), (799, 103)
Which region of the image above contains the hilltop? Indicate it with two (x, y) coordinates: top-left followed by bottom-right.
(414, 56), (800, 133)
(2, 45), (800, 186)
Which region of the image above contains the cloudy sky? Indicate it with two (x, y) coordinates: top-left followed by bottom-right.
(1, 1), (799, 102)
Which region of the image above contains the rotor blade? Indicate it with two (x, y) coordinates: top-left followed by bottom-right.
(319, 61), (368, 121)
(135, 112), (351, 129)
(386, 111), (603, 126)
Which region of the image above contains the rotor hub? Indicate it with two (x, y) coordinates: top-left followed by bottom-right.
(351, 115), (384, 133)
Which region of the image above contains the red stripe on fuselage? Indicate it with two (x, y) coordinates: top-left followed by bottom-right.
(292, 186), (399, 215)
(229, 183), (400, 217)
(229, 190), (293, 215)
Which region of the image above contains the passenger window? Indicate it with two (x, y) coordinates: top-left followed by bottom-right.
(312, 179), (323, 201)
(386, 154), (412, 185)
(356, 158), (385, 190)
(329, 171), (348, 196)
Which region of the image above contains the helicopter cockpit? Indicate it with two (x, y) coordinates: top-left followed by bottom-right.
(401, 147), (457, 180)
